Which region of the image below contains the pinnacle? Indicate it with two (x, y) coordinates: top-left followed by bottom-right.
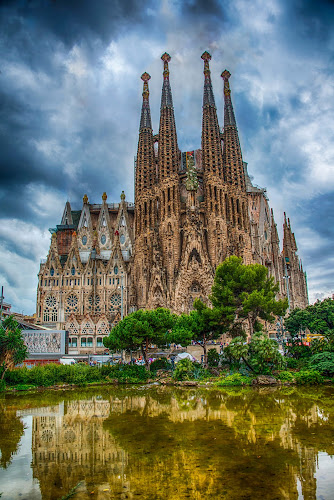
(161, 52), (171, 63)
(221, 69), (231, 80)
(141, 72), (151, 82)
(201, 51), (212, 62)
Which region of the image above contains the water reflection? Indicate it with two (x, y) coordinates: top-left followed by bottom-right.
(0, 386), (333, 499)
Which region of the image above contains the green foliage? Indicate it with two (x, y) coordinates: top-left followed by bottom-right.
(285, 340), (312, 360)
(223, 333), (286, 374)
(0, 379), (5, 392)
(104, 308), (176, 368)
(215, 373), (252, 386)
(0, 316), (28, 379)
(211, 256), (288, 337)
(4, 362), (151, 388)
(309, 352), (334, 376)
(172, 359), (209, 381)
(285, 298), (334, 346)
(276, 371), (294, 382)
(149, 358), (172, 372)
(294, 370), (324, 385)
(285, 357), (298, 369)
(207, 348), (220, 367)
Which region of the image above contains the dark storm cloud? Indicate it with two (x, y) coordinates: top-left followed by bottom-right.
(0, 0), (156, 47)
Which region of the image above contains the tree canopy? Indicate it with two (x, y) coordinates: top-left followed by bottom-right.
(285, 298), (334, 352)
(104, 308), (177, 369)
(0, 316), (28, 380)
(211, 256), (288, 337)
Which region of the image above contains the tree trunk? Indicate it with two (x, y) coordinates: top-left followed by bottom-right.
(142, 337), (150, 371)
(203, 335), (208, 368)
(248, 313), (254, 337)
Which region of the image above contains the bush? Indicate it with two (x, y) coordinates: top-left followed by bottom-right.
(309, 352), (334, 377)
(285, 358), (298, 369)
(294, 370), (324, 385)
(207, 349), (220, 368)
(172, 359), (208, 381)
(150, 358), (172, 372)
(0, 379), (5, 392)
(215, 373), (252, 386)
(276, 370), (294, 382)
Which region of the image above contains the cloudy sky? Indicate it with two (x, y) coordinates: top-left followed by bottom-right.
(0, 0), (333, 315)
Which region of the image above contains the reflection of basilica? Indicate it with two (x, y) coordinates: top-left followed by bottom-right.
(16, 388), (329, 499)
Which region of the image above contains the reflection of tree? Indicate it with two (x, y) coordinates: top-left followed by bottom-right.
(0, 403), (24, 469)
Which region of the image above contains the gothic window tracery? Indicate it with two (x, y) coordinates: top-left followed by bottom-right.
(65, 294), (79, 314)
(81, 321), (94, 336)
(109, 294), (121, 314)
(88, 294), (101, 312)
(43, 295), (58, 322)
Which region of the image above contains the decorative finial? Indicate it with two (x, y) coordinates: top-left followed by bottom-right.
(141, 72), (151, 99)
(201, 51), (212, 76)
(52, 232), (57, 240)
(161, 52), (171, 79)
(120, 190), (126, 201)
(221, 69), (231, 96)
(102, 192), (107, 202)
(83, 194), (88, 204)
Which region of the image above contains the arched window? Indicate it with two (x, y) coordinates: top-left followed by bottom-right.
(81, 337), (87, 347)
(43, 295), (58, 322)
(87, 337), (93, 347)
(71, 267), (75, 276)
(69, 337), (78, 347)
(96, 337), (104, 347)
(50, 267), (54, 277)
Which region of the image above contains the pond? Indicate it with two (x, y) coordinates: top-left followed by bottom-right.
(0, 385), (334, 499)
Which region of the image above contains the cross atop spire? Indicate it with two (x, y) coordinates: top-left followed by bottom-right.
(201, 51), (216, 108)
(140, 72), (152, 130)
(160, 52), (173, 108)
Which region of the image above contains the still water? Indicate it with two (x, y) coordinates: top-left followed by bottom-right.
(0, 385), (334, 500)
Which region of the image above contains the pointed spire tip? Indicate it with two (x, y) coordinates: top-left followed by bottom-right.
(221, 69), (231, 80)
(141, 72), (151, 82)
(201, 51), (211, 62)
(161, 52), (171, 63)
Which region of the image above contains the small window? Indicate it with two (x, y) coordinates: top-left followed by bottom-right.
(82, 235), (87, 245)
(81, 338), (87, 347)
(120, 234), (125, 244)
(97, 337), (103, 347)
(50, 267), (54, 276)
(71, 337), (78, 347)
(87, 337), (93, 347)
(101, 234), (106, 245)
(71, 267), (75, 276)
(114, 266), (118, 275)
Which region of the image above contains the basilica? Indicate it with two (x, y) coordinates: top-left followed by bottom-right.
(36, 52), (308, 354)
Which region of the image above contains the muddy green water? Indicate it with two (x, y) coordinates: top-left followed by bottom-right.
(0, 386), (334, 500)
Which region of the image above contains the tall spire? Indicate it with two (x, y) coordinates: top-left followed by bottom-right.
(140, 72), (152, 130)
(221, 69), (245, 189)
(160, 52), (173, 108)
(221, 69), (237, 127)
(135, 72), (155, 207)
(201, 51), (216, 108)
(201, 51), (223, 179)
(158, 52), (179, 180)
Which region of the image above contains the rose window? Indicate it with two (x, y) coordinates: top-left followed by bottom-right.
(88, 294), (101, 312)
(45, 296), (56, 308)
(109, 294), (121, 313)
(65, 294), (79, 313)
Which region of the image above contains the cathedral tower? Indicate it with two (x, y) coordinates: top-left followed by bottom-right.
(134, 73), (156, 308)
(221, 69), (252, 262)
(157, 53), (181, 301)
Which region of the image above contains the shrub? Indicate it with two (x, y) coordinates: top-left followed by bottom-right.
(0, 379), (5, 392)
(207, 349), (220, 367)
(276, 370), (294, 382)
(215, 373), (252, 386)
(294, 370), (324, 385)
(309, 352), (334, 377)
(150, 358), (172, 372)
(172, 359), (207, 381)
(285, 358), (298, 369)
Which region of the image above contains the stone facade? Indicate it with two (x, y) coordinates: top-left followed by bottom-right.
(36, 52), (308, 353)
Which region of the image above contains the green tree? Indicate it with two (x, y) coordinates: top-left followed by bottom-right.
(104, 308), (176, 369)
(0, 316), (28, 380)
(224, 333), (286, 374)
(172, 299), (229, 367)
(285, 298), (334, 349)
(211, 256), (288, 337)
